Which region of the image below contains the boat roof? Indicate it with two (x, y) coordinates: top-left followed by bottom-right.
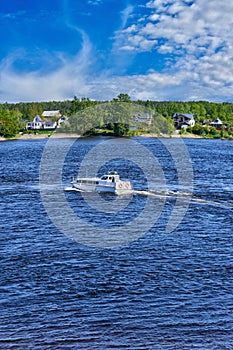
(77, 171), (119, 179)
(77, 177), (100, 181)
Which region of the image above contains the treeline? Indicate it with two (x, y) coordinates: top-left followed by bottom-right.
(1, 93), (233, 138)
(0, 97), (98, 121)
(141, 100), (233, 125)
(0, 97), (98, 137)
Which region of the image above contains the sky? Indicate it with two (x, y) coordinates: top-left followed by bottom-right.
(0, 0), (233, 103)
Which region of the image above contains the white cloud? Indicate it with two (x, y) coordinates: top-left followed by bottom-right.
(110, 0), (233, 101)
(0, 32), (94, 102)
(119, 0), (233, 56)
(149, 13), (160, 21)
(0, 10), (26, 20)
(1, 46), (233, 103)
(120, 5), (134, 28)
(87, 0), (103, 5)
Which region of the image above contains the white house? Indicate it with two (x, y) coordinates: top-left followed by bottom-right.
(210, 118), (223, 129)
(26, 115), (43, 130)
(172, 113), (195, 129)
(26, 115), (57, 130)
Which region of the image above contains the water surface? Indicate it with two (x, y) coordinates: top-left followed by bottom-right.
(0, 138), (232, 349)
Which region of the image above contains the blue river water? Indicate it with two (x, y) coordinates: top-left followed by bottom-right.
(0, 137), (233, 349)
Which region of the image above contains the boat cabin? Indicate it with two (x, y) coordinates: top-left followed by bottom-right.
(100, 172), (120, 183)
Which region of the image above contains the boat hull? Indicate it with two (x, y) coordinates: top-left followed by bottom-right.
(72, 183), (132, 194)
(72, 183), (96, 192)
(71, 177), (99, 192)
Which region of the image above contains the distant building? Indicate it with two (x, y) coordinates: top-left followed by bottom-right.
(26, 115), (57, 130)
(26, 115), (43, 130)
(172, 113), (195, 129)
(210, 118), (223, 129)
(132, 112), (152, 126)
(26, 111), (68, 131)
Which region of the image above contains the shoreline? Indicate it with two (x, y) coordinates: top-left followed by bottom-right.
(0, 132), (230, 142)
(0, 133), (80, 142)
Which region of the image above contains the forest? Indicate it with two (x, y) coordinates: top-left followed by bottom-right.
(1, 94), (233, 138)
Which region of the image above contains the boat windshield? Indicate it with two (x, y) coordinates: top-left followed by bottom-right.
(101, 175), (116, 182)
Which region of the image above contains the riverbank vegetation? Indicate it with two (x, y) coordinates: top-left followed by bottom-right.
(1, 94), (233, 138)
(180, 123), (233, 139)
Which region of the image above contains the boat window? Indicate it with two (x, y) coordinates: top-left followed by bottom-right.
(101, 176), (108, 180)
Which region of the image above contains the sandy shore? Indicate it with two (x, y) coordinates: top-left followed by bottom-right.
(0, 133), (81, 141)
(0, 132), (206, 142)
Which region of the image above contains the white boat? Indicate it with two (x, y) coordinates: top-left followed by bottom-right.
(71, 171), (132, 195)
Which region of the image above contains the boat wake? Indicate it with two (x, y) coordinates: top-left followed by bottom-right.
(64, 187), (233, 209)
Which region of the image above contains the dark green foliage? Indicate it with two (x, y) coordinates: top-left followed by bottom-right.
(185, 124), (233, 139)
(113, 122), (129, 136)
(0, 108), (19, 138)
(1, 94), (233, 138)
(113, 94), (131, 103)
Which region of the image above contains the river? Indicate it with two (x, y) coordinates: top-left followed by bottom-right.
(0, 137), (232, 349)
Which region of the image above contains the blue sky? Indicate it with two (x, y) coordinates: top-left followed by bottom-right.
(0, 0), (233, 103)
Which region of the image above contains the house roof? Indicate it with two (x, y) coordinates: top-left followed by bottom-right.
(210, 118), (223, 124)
(173, 113), (194, 119)
(34, 115), (43, 122)
(42, 110), (61, 118)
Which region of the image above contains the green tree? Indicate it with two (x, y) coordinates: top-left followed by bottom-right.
(113, 94), (131, 103)
(113, 122), (129, 136)
(70, 96), (81, 115)
(0, 109), (18, 137)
